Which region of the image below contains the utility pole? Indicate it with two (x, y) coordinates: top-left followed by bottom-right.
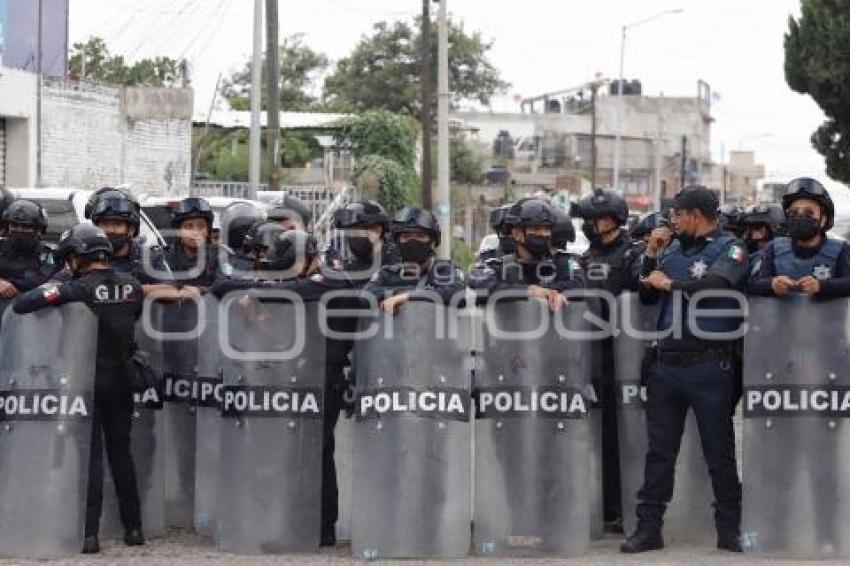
(436, 0), (451, 259)
(248, 0), (263, 200)
(36, 0), (43, 186)
(266, 0), (281, 193)
(420, 0), (433, 208)
(680, 135), (688, 191)
(590, 83), (598, 189)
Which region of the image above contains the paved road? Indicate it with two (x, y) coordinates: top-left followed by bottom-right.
(0, 530), (844, 566)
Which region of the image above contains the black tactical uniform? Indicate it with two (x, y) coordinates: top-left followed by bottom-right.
(165, 197), (230, 287)
(0, 200), (62, 295)
(364, 206), (466, 304)
(13, 224), (145, 554)
(468, 198), (586, 295)
(577, 189), (641, 532)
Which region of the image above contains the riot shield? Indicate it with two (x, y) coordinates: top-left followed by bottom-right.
(160, 301), (200, 527)
(614, 293), (714, 542)
(334, 366), (355, 543)
(473, 298), (591, 557)
(742, 296), (850, 558)
(351, 299), (473, 559)
(215, 293), (325, 554)
(100, 310), (167, 540)
(193, 295), (224, 537)
(0, 304), (98, 558)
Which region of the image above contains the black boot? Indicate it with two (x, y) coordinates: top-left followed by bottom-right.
(124, 528), (145, 547)
(717, 530), (742, 552)
(82, 535), (100, 554)
(320, 525), (336, 547)
(621, 523), (664, 553)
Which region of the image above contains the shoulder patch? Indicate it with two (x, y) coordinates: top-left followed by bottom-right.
(726, 244), (746, 264)
(41, 284), (61, 303)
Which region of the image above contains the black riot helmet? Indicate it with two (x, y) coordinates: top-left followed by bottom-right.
(782, 177), (834, 231)
(581, 189), (629, 225)
(58, 224), (113, 261)
(334, 200), (390, 232)
(259, 230), (319, 272)
(630, 211), (671, 241)
(505, 197), (559, 228)
(551, 206), (576, 249)
(2, 199), (48, 233)
(266, 194), (312, 229)
(391, 206), (441, 246)
(84, 186), (141, 220)
(718, 204), (745, 236)
(90, 194), (141, 235)
(171, 197), (214, 230)
(220, 202), (266, 251)
(743, 202), (786, 238)
(247, 222), (287, 255)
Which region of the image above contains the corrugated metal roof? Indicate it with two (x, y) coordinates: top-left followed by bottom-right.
(194, 110), (350, 130)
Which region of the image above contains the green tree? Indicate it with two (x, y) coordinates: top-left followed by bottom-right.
(323, 19), (510, 114)
(221, 34), (329, 111)
(69, 37), (180, 86)
(337, 111), (420, 213)
(450, 135), (485, 185)
(197, 130), (320, 181)
(785, 1), (850, 182)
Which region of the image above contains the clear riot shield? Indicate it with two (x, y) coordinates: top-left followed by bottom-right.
(159, 301), (200, 527)
(615, 293), (714, 542)
(351, 298), (473, 560)
(0, 304), (98, 557)
(215, 293), (325, 554)
(193, 294), (224, 537)
(742, 296), (850, 558)
(473, 298), (592, 557)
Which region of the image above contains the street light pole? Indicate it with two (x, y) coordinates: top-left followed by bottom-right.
(248, 0), (263, 200)
(436, 0), (451, 259)
(613, 8), (683, 194)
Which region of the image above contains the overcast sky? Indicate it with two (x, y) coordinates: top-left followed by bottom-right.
(68, 0), (848, 204)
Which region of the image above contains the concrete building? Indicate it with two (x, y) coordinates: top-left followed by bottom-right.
(453, 79), (762, 212)
(0, 66), (193, 195)
(705, 150), (767, 206)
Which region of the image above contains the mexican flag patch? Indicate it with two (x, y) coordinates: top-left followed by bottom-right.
(727, 245), (746, 264)
(42, 285), (60, 303)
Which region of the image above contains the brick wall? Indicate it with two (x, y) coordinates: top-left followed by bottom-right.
(38, 80), (191, 195)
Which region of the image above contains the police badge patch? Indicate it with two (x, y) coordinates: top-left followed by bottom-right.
(813, 264), (833, 281)
(690, 259), (709, 279)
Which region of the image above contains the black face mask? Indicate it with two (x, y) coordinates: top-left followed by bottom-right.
(107, 234), (130, 253)
(788, 215), (821, 241)
(523, 235), (551, 258)
(347, 236), (374, 261)
(7, 234), (39, 256)
(677, 232), (697, 248)
(746, 239), (761, 254)
(399, 240), (433, 265)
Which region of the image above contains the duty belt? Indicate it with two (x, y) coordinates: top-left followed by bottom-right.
(655, 348), (731, 366)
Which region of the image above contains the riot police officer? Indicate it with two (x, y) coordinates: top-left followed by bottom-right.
(364, 206), (466, 310)
(468, 197), (585, 309)
(0, 185), (17, 235)
(165, 197), (230, 288)
(266, 194), (312, 231)
(576, 189), (641, 533)
(749, 178), (850, 298)
(0, 199), (61, 298)
(245, 222), (288, 266)
(622, 186), (748, 554)
(219, 201), (266, 274)
(741, 202), (786, 258)
(718, 204), (746, 238)
(476, 204), (513, 262)
(14, 224), (145, 553)
(87, 193), (173, 296)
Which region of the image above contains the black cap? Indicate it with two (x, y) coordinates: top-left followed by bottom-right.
(673, 186), (719, 218)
